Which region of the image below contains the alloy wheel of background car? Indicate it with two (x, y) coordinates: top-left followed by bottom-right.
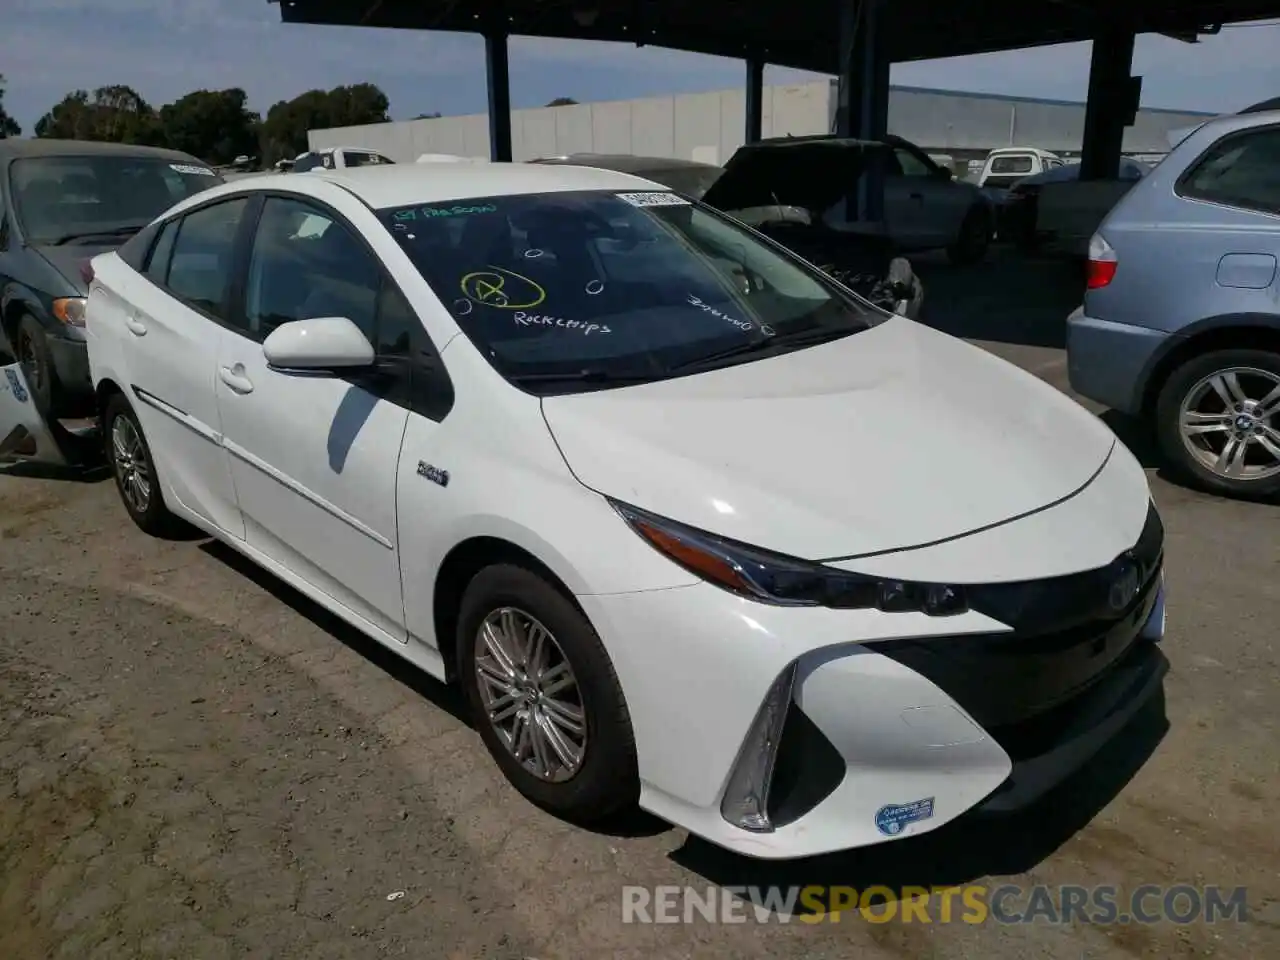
(457, 564), (638, 821)
(1156, 349), (1280, 499)
(473, 606), (587, 782)
(103, 394), (184, 536)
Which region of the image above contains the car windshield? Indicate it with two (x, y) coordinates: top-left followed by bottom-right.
(10, 154), (223, 244)
(378, 190), (880, 394)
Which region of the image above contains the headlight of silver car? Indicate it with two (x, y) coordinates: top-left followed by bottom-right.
(610, 500), (967, 616)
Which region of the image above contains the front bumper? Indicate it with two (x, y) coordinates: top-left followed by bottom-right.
(581, 498), (1166, 860)
(1067, 309), (1171, 415)
(47, 333), (93, 398)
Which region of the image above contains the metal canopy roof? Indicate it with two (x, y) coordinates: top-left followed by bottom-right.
(274, 1), (1280, 72)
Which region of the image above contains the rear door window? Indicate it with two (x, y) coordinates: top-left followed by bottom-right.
(165, 198), (248, 320)
(1178, 127), (1280, 215)
(144, 219), (180, 284)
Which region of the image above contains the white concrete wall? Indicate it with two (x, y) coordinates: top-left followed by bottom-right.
(309, 80), (834, 163)
(309, 81), (1213, 164)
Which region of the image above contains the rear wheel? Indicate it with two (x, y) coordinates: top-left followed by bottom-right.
(104, 394), (184, 535)
(1155, 348), (1280, 499)
(457, 563), (639, 821)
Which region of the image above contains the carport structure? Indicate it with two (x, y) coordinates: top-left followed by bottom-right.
(273, 1), (1280, 184)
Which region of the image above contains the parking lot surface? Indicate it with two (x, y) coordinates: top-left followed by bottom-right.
(2, 254), (1278, 959)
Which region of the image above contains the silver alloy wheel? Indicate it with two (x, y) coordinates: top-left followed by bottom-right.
(474, 607), (586, 782)
(111, 415), (152, 514)
(1178, 366), (1280, 482)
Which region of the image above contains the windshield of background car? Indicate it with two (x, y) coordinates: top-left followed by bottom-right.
(989, 155), (1034, 174)
(9, 155), (223, 244)
(378, 190), (878, 392)
(635, 166), (724, 199)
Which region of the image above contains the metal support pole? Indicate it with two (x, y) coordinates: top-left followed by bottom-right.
(485, 33), (513, 162)
(835, 0), (889, 222)
(745, 57), (765, 144)
(1080, 30), (1136, 180)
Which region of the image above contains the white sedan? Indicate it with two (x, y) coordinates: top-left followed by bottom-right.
(84, 163), (1168, 859)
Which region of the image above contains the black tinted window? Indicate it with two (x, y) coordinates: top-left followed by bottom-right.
(1180, 127), (1280, 214)
(893, 148), (934, 177)
(9, 155), (224, 243)
(145, 219), (180, 284)
(379, 190), (875, 394)
(243, 197), (381, 341)
(166, 198), (247, 319)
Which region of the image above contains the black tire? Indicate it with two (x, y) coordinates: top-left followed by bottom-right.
(947, 206), (992, 265)
(103, 393), (184, 535)
(457, 563), (639, 821)
(1155, 348), (1280, 499)
(15, 314), (62, 417)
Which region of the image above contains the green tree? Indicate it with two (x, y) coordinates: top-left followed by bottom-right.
(259, 84), (392, 164)
(546, 97), (579, 107)
(0, 75), (20, 138)
(159, 88), (260, 165)
(33, 85), (161, 143)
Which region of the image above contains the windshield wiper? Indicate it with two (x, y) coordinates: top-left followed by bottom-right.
(668, 326), (857, 373)
(47, 224), (148, 245)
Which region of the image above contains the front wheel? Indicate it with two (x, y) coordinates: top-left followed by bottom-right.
(15, 314), (61, 417)
(457, 564), (639, 821)
(1155, 348), (1280, 499)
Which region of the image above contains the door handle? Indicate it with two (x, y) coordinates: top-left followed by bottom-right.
(219, 365), (254, 395)
(124, 316), (147, 336)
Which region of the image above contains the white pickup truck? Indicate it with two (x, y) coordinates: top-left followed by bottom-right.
(291, 146), (396, 172)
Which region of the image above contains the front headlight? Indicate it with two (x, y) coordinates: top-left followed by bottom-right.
(52, 297), (87, 327)
(610, 500), (967, 616)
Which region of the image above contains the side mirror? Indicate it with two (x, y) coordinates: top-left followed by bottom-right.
(264, 316), (374, 374)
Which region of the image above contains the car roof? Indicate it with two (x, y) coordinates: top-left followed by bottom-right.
(1196, 108), (1280, 137)
(744, 134), (885, 151)
(182, 161), (664, 211)
(532, 153), (720, 172)
(987, 146), (1057, 157)
(0, 138), (207, 165)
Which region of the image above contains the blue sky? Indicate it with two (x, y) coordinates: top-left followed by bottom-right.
(3, 1), (1279, 132)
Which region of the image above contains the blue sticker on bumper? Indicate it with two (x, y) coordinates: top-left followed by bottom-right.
(875, 797), (935, 836)
(4, 368), (28, 404)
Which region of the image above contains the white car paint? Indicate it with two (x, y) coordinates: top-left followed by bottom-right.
(84, 162), (1166, 859)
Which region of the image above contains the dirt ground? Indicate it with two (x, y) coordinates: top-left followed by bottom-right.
(2, 261), (1279, 958)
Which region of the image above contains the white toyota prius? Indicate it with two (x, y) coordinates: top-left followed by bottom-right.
(84, 163), (1167, 859)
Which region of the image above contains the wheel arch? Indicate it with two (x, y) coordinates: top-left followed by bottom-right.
(1139, 314), (1280, 417)
(432, 535), (586, 684)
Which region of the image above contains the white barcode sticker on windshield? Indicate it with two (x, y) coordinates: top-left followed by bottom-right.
(616, 192), (690, 207)
(170, 163), (216, 176)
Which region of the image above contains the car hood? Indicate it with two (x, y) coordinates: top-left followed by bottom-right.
(541, 318), (1116, 561)
(32, 242), (119, 296)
